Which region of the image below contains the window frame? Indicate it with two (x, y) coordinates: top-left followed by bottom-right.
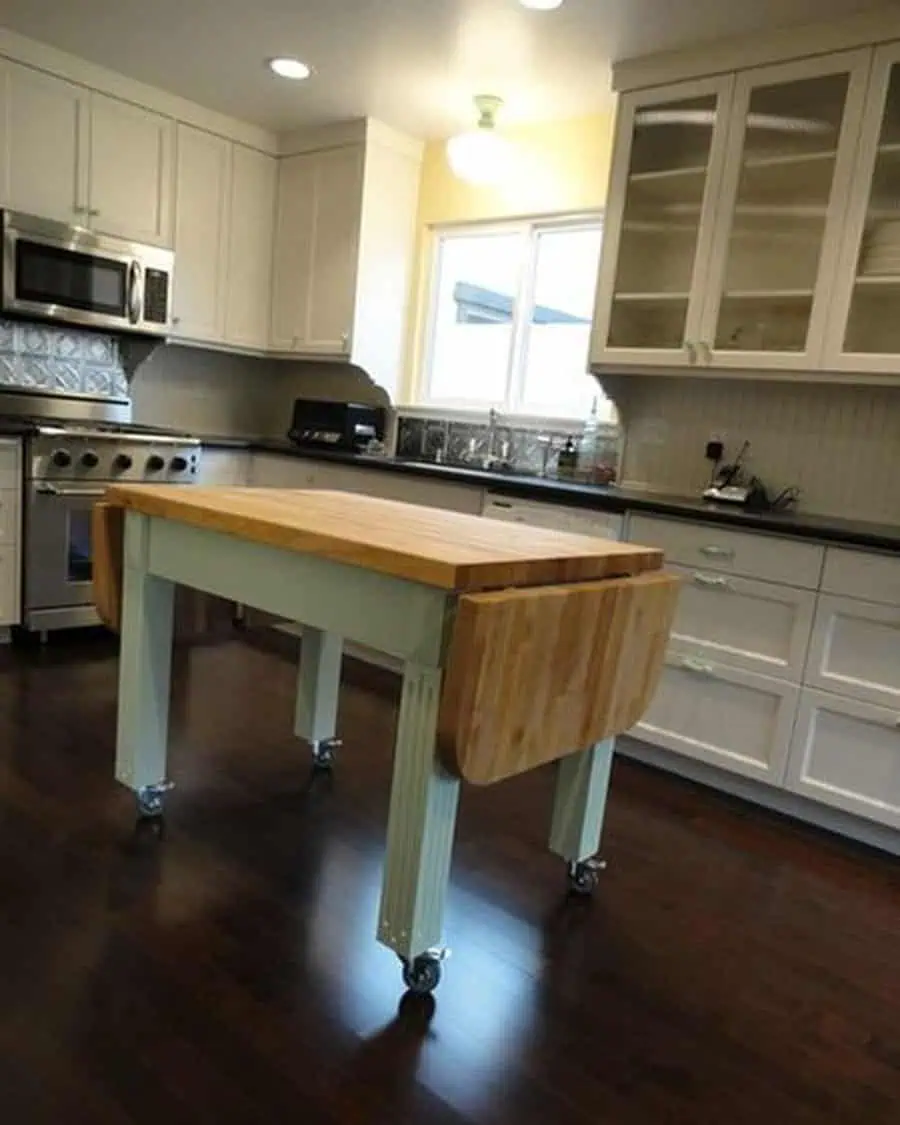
(417, 212), (604, 421)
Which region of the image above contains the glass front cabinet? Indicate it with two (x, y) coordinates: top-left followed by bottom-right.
(590, 46), (900, 378)
(825, 42), (900, 371)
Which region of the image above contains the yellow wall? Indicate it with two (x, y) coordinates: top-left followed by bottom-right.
(401, 109), (617, 403)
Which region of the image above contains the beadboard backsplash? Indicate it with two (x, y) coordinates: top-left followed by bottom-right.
(608, 376), (900, 524)
(0, 318), (129, 399)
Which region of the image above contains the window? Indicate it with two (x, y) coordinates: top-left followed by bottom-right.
(420, 216), (608, 420)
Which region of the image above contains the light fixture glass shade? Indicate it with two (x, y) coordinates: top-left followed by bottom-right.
(446, 129), (512, 185)
(446, 95), (512, 185)
(519, 0), (564, 9)
(269, 57), (311, 80)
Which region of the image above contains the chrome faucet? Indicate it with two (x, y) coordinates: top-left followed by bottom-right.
(482, 408), (503, 470)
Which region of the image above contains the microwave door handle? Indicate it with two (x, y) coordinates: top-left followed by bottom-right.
(128, 260), (143, 325)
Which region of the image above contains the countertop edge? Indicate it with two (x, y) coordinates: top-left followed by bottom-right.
(200, 436), (900, 555)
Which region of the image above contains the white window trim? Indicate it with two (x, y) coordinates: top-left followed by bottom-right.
(416, 212), (605, 422)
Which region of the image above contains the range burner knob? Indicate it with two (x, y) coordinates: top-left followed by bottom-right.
(50, 449), (72, 468)
(113, 453), (133, 471)
(80, 450), (99, 469)
(169, 455), (189, 472)
(146, 454), (166, 472)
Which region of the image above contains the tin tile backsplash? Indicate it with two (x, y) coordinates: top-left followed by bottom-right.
(0, 318), (129, 399)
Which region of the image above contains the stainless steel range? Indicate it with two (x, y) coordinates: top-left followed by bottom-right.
(25, 422), (201, 632)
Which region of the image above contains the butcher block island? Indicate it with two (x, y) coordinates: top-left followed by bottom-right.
(95, 486), (679, 994)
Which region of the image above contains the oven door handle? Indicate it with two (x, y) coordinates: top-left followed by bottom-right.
(35, 484), (107, 498)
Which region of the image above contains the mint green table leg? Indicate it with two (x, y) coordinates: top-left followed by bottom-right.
(378, 663), (460, 991)
(115, 512), (176, 817)
(549, 738), (615, 894)
(294, 628), (343, 767)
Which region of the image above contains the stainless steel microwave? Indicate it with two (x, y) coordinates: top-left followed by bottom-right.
(1, 210), (174, 337)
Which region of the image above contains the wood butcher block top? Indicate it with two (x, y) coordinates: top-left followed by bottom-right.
(105, 485), (664, 592)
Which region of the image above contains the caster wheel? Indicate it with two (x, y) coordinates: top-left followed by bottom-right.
(401, 954), (442, 995)
(567, 858), (603, 896)
(135, 781), (174, 820)
(311, 739), (340, 771)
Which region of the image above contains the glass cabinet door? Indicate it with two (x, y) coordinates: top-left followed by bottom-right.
(700, 52), (870, 367)
(827, 44), (900, 370)
(592, 77), (733, 365)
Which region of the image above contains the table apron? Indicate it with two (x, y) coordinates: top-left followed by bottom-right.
(133, 513), (453, 666)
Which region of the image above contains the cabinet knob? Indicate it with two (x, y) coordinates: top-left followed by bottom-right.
(340, 331), (350, 350)
(699, 545), (735, 560)
(172, 316), (181, 326)
(684, 340), (697, 365)
(698, 341), (712, 365)
(680, 656), (714, 677)
(72, 205), (86, 215)
(88, 208), (101, 218)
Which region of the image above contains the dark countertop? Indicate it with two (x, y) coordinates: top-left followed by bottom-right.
(200, 434), (900, 555)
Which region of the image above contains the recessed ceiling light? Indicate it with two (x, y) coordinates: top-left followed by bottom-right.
(519, 0), (564, 9)
(268, 57), (312, 81)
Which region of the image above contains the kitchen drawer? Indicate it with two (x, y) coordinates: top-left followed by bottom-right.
(0, 441), (20, 488)
(806, 595), (900, 709)
(629, 515), (824, 589)
(483, 495), (623, 539)
(821, 547), (900, 606)
(634, 652), (799, 783)
(786, 690), (900, 830)
(0, 490), (19, 545)
(315, 464), (483, 515)
(0, 544), (18, 625)
(668, 565), (815, 682)
(249, 453), (317, 489)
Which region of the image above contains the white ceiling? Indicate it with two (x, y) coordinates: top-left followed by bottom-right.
(0, 0), (885, 138)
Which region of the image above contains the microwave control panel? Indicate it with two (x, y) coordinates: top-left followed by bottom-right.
(143, 269), (170, 325)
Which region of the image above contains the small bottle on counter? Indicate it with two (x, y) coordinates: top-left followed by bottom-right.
(556, 436), (578, 478)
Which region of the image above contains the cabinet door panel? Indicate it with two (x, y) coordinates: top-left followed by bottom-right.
(306, 146), (363, 352)
(225, 146), (276, 350)
(270, 154), (316, 351)
(634, 653), (799, 782)
(668, 565), (815, 681)
(0, 544), (18, 626)
(0, 62), (87, 223)
(806, 595), (900, 709)
(172, 125), (230, 343)
(826, 43), (900, 371)
(88, 93), (174, 246)
(590, 76), (734, 368)
(701, 51), (870, 369)
(787, 690), (900, 828)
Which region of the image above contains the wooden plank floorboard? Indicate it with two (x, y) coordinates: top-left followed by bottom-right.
(0, 630), (897, 1124)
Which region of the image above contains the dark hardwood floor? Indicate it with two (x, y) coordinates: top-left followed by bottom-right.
(0, 629), (898, 1124)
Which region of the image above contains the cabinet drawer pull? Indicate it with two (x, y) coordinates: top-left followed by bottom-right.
(680, 656), (715, 676)
(699, 545), (735, 559)
(692, 572), (732, 590)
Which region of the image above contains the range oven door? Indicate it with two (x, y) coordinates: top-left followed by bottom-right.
(2, 210), (171, 336)
(25, 483), (105, 620)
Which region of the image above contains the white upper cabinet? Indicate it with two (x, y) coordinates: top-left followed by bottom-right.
(592, 47), (875, 376)
(0, 61), (88, 225)
(171, 124), (231, 343)
(87, 92), (175, 247)
(825, 42), (900, 371)
(270, 146), (363, 355)
(225, 145), (277, 351)
(591, 76), (734, 368)
(270, 131), (421, 390)
(698, 52), (870, 370)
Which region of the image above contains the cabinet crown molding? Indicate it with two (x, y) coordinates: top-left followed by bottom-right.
(0, 27), (278, 154)
(613, 9), (900, 92)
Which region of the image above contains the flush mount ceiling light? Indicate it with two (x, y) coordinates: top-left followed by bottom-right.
(446, 95), (513, 185)
(268, 57), (312, 81)
(519, 0), (565, 9)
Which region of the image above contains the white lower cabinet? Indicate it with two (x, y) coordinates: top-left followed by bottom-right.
(667, 565), (815, 681)
(197, 449), (251, 486)
(635, 652), (800, 783)
(482, 494), (623, 538)
(786, 690), (900, 829)
(805, 594), (900, 710)
(0, 441), (21, 626)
